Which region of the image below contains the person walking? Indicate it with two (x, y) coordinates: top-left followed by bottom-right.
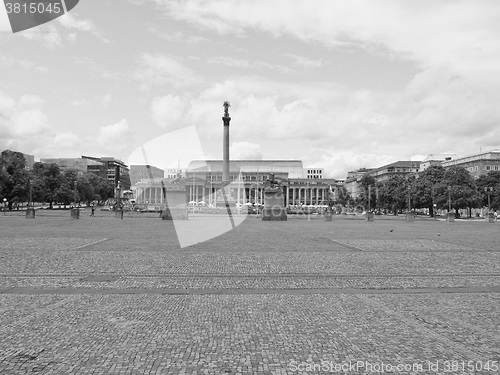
(90, 205), (95, 217)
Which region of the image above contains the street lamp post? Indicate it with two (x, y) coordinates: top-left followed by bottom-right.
(3, 198), (6, 216)
(484, 186), (494, 222)
(446, 185), (455, 222)
(73, 181), (78, 208)
(448, 186), (452, 213)
(29, 179), (33, 208)
(484, 187), (493, 213)
(368, 185), (371, 212)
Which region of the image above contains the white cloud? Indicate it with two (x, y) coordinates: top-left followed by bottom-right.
(135, 53), (200, 89)
(58, 12), (110, 43)
(19, 24), (62, 48)
(9, 95), (50, 137)
(158, 0), (500, 80)
(285, 53), (322, 70)
(99, 94), (112, 108)
(151, 95), (186, 129)
(98, 119), (132, 151)
(230, 141), (263, 160)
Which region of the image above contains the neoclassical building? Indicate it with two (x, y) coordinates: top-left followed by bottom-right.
(132, 160), (342, 208)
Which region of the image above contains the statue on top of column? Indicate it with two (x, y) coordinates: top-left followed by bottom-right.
(223, 101), (230, 117)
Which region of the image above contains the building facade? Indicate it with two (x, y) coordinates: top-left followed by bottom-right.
(305, 168), (323, 179)
(440, 150), (500, 178)
(40, 157), (103, 175)
(129, 165), (164, 186)
(82, 156), (131, 190)
(420, 154), (455, 171)
(133, 160), (342, 207)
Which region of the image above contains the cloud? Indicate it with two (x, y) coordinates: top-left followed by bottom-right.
(97, 119), (133, 151)
(19, 24), (62, 48)
(207, 56), (294, 74)
(151, 95), (186, 129)
(8, 95), (50, 137)
(0, 92), (82, 158)
(285, 53), (322, 70)
(99, 94), (112, 108)
(230, 141), (263, 160)
(158, 0), (500, 79)
(135, 53), (201, 89)
(58, 12), (110, 43)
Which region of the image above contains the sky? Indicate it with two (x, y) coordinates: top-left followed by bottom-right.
(1, 0), (500, 179)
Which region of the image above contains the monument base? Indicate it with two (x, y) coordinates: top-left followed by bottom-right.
(70, 208), (79, 219)
(162, 208), (188, 220)
(115, 210), (123, 219)
(324, 210), (333, 221)
(26, 208), (35, 219)
(365, 212), (374, 222)
(406, 212), (414, 222)
(261, 188), (287, 221)
(446, 212), (455, 222)
(485, 212), (495, 223)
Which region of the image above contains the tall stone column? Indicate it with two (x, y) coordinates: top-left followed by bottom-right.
(222, 101), (231, 184)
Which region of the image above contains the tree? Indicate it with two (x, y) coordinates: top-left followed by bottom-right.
(433, 166), (480, 217)
(358, 174), (376, 211)
(412, 165), (446, 217)
(333, 185), (351, 206)
(377, 175), (408, 214)
(32, 162), (64, 209)
(88, 172), (114, 204)
(476, 171), (500, 211)
(0, 150), (30, 209)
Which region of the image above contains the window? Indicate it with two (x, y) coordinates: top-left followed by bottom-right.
(486, 165), (491, 171)
(495, 166), (499, 171)
(475, 166), (478, 171)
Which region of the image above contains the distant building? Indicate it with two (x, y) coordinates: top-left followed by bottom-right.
(133, 159), (342, 207)
(41, 156), (131, 189)
(441, 150), (500, 178)
(22, 153), (35, 169)
(129, 165), (164, 186)
(305, 168), (323, 179)
(40, 157), (102, 175)
(420, 154), (455, 171)
(366, 160), (421, 183)
(344, 161), (420, 199)
(82, 156), (131, 190)
(165, 168), (184, 179)
(344, 168), (374, 199)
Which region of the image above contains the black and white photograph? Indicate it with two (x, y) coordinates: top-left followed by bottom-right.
(1, 0), (500, 373)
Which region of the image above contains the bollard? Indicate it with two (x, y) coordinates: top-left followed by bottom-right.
(115, 209), (123, 219)
(26, 208), (35, 219)
(324, 210), (333, 221)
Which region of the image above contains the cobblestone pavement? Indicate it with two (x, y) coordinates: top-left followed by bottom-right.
(0, 212), (499, 374)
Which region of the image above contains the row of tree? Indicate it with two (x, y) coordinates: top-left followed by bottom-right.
(0, 150), (115, 210)
(352, 165), (500, 216)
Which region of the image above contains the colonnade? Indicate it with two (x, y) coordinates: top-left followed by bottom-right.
(135, 184), (334, 206)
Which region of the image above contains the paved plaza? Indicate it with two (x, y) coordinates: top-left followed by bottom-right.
(0, 211), (499, 374)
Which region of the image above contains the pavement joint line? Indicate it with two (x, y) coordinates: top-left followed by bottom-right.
(329, 239), (365, 251)
(1, 273), (500, 278)
(67, 238), (109, 251)
(3, 286), (500, 295)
